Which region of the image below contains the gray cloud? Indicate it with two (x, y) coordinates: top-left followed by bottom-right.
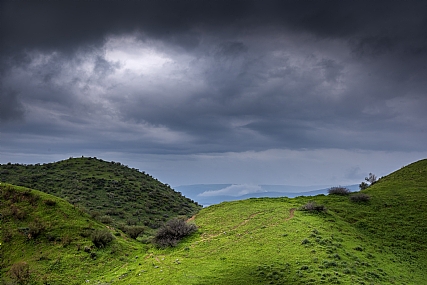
(0, 1), (426, 186)
(2, 1), (426, 54)
(0, 89), (24, 122)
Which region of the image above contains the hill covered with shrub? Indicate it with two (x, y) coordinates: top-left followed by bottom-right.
(0, 157), (201, 230)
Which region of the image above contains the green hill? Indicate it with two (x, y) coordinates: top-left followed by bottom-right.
(0, 183), (143, 285)
(1, 159), (426, 284)
(0, 157), (201, 229)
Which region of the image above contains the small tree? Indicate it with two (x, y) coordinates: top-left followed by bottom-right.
(359, 182), (369, 190)
(365, 173), (377, 185)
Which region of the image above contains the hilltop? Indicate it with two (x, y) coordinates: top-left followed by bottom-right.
(0, 157), (202, 230)
(1, 158), (426, 284)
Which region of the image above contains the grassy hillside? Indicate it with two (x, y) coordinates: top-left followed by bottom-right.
(0, 157), (201, 229)
(1, 159), (426, 284)
(0, 183), (144, 285)
(108, 159), (427, 285)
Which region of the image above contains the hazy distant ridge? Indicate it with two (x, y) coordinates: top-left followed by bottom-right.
(176, 184), (360, 206)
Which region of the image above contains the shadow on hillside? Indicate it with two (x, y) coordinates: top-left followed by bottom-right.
(190, 263), (293, 285)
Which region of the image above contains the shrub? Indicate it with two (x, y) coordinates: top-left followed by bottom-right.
(350, 193), (371, 203)
(328, 186), (351, 196)
(90, 211), (101, 219)
(28, 219), (45, 239)
(98, 215), (114, 224)
(359, 182), (369, 190)
(153, 218), (197, 248)
(91, 229), (114, 248)
(61, 235), (72, 247)
(354, 245), (364, 251)
(10, 204), (26, 220)
(2, 228), (13, 242)
(23, 189), (39, 206)
(301, 239), (310, 245)
(44, 199), (57, 206)
(80, 228), (93, 238)
(123, 226), (145, 239)
(9, 261), (30, 284)
(300, 202), (327, 213)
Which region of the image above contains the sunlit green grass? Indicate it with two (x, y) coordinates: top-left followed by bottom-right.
(115, 196), (424, 285)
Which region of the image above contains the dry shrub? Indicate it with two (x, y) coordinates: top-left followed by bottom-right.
(10, 204), (26, 220)
(328, 186), (351, 196)
(300, 202), (327, 213)
(350, 193), (371, 203)
(9, 261), (30, 284)
(153, 218), (197, 248)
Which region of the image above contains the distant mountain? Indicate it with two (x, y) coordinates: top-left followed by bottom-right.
(0, 157), (202, 229)
(175, 184), (360, 206)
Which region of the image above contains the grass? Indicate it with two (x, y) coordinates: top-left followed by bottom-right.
(0, 183), (144, 284)
(1, 158), (426, 284)
(123, 197), (421, 285)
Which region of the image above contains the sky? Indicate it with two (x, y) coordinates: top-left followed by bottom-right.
(1, 0), (427, 188)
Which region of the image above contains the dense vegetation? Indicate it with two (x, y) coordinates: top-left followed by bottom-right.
(0, 157), (201, 230)
(1, 158), (426, 284)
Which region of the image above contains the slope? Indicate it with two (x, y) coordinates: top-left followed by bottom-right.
(0, 183), (145, 285)
(100, 159), (427, 285)
(0, 157), (202, 230)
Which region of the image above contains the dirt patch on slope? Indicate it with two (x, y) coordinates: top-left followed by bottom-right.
(285, 208), (296, 221)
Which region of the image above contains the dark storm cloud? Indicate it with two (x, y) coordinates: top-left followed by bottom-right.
(2, 0), (426, 54)
(0, 88), (24, 122)
(1, 0), (427, 157)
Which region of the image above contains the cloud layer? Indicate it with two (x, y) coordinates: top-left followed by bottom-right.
(199, 184), (264, 197)
(1, 0), (426, 185)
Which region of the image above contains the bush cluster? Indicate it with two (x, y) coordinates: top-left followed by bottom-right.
(349, 193), (371, 203)
(328, 186), (351, 196)
(91, 229), (114, 248)
(153, 218), (197, 248)
(300, 202), (327, 213)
